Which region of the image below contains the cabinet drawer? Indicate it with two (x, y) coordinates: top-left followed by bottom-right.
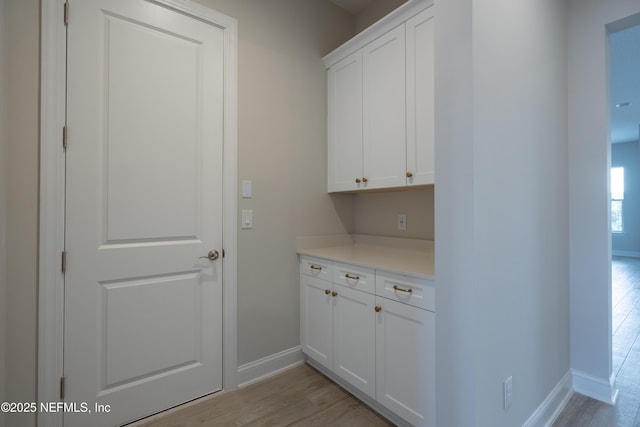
(300, 256), (333, 281)
(333, 263), (375, 294)
(376, 271), (434, 312)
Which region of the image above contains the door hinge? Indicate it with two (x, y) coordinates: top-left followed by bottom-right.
(60, 376), (65, 400)
(62, 125), (68, 151)
(61, 251), (67, 274)
(63, 1), (69, 26)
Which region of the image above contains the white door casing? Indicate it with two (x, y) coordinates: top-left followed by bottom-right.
(38, 1), (238, 426)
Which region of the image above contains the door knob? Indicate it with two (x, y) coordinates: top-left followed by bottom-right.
(200, 250), (220, 261)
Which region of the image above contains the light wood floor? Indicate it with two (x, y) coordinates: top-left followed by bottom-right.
(553, 256), (640, 426)
(130, 363), (393, 427)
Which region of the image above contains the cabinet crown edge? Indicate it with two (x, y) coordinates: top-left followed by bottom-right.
(322, 0), (434, 68)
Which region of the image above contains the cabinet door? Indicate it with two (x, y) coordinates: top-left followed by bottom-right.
(300, 275), (333, 370)
(376, 298), (435, 426)
(406, 7), (435, 186)
(363, 25), (406, 190)
(333, 285), (376, 398)
(328, 51), (363, 192)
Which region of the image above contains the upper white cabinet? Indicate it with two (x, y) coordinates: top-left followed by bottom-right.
(363, 25), (407, 190)
(328, 51), (363, 191)
(324, 0), (435, 192)
(406, 8), (435, 186)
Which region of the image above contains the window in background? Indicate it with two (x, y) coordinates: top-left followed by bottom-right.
(611, 166), (624, 233)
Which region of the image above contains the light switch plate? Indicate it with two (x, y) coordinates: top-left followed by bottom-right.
(242, 180), (253, 198)
(241, 210), (253, 229)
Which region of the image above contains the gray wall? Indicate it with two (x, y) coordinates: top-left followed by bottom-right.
(354, 188), (434, 239)
(3, 1), (40, 427)
(191, 0), (357, 366)
(355, 0), (407, 33)
(568, 0), (640, 401)
(0, 0), (9, 425)
(435, 0), (570, 425)
(612, 141), (640, 256)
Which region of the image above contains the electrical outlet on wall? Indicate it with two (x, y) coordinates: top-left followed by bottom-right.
(397, 213), (407, 231)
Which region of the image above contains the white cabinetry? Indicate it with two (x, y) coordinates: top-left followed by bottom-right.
(324, 0), (434, 192)
(300, 255), (435, 426)
(376, 297), (435, 426)
(333, 284), (376, 398)
(406, 7), (435, 186)
(300, 258), (333, 370)
(327, 51), (363, 191)
(363, 25), (406, 190)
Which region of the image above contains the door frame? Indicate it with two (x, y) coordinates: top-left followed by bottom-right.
(37, 1), (238, 425)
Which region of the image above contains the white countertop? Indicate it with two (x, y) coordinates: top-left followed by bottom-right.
(298, 242), (434, 280)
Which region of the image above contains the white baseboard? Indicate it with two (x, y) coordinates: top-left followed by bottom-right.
(236, 346), (304, 388)
(523, 370), (573, 427)
(571, 369), (618, 405)
(612, 250), (640, 258)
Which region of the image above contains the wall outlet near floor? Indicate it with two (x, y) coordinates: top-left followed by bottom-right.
(504, 376), (513, 410)
(397, 213), (407, 231)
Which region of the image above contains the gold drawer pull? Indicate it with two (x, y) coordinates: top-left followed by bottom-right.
(362, 177), (368, 183)
(375, 306), (382, 313)
(325, 289), (331, 295)
(310, 265), (322, 270)
(332, 291), (338, 297)
(355, 178), (361, 184)
(406, 171), (414, 178)
(345, 273), (360, 280)
(393, 284), (413, 294)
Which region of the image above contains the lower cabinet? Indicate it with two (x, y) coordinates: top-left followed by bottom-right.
(300, 256), (435, 426)
(334, 284), (376, 398)
(375, 297), (435, 427)
(300, 274), (333, 370)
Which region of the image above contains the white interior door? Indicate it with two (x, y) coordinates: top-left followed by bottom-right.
(64, 1), (224, 425)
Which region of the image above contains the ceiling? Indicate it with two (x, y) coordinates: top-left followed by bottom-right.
(329, 0), (375, 15)
(610, 24), (640, 144)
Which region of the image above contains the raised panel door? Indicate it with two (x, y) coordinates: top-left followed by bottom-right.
(64, 1), (224, 425)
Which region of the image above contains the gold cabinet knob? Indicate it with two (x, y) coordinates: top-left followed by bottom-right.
(375, 306), (382, 312)
(325, 289), (331, 295)
(362, 177), (368, 183)
(406, 172), (413, 178)
(355, 178), (361, 184)
(331, 291), (338, 297)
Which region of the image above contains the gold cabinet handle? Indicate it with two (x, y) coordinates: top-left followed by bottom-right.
(362, 177), (368, 183)
(393, 284), (413, 293)
(310, 265), (322, 271)
(331, 291), (338, 297)
(345, 273), (360, 280)
(355, 178), (361, 184)
(406, 172), (414, 178)
(325, 289), (331, 295)
(375, 306), (382, 312)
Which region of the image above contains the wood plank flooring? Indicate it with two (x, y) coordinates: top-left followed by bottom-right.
(129, 364), (393, 427)
(553, 256), (640, 427)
